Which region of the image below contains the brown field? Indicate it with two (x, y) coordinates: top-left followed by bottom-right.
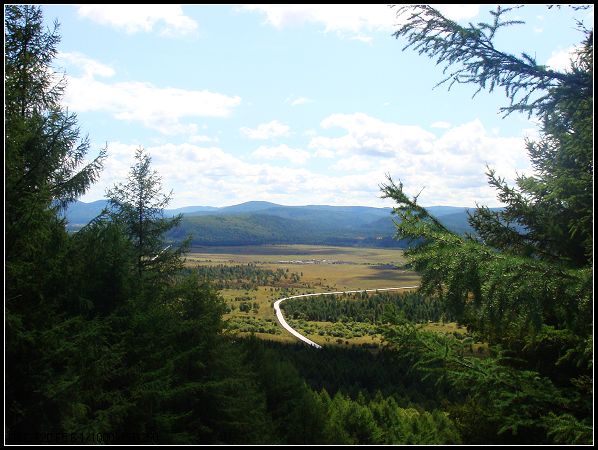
(186, 244), (409, 264)
(185, 244), (419, 291)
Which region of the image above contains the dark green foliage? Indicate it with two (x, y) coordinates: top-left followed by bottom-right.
(385, 2), (593, 345)
(5, 4), (105, 314)
(5, 5), (106, 442)
(470, 32), (593, 267)
(376, 189), (592, 344)
(365, 392), (460, 444)
(5, 5), (105, 215)
(392, 4), (593, 269)
(469, 62), (593, 268)
(6, 4), (591, 445)
(253, 340), (456, 409)
(192, 263), (299, 289)
(226, 316), (281, 335)
(68, 219), (136, 316)
(242, 338), (461, 444)
(281, 290), (455, 324)
(167, 212), (403, 247)
(384, 5), (593, 444)
(5, 5), (62, 116)
(542, 412), (593, 445)
(101, 276), (273, 445)
(380, 321), (592, 444)
(4, 6), (272, 445)
(243, 337), (327, 444)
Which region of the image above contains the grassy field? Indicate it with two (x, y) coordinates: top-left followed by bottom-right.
(186, 244), (409, 263)
(185, 244), (419, 290)
(184, 244), (476, 348)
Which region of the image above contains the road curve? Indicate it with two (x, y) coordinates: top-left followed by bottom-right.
(273, 286), (419, 349)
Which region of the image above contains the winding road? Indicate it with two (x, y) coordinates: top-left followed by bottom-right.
(273, 286), (419, 349)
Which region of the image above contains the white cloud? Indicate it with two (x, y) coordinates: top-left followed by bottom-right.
(546, 46), (579, 72)
(241, 4), (396, 33)
(308, 113), (532, 207)
(285, 94), (314, 106)
(242, 4), (480, 35)
(252, 144), (310, 165)
(91, 142), (312, 205)
(310, 112), (436, 157)
(81, 114), (533, 209)
(313, 148), (335, 159)
(240, 120), (291, 140)
(76, 4), (198, 36)
(350, 34), (374, 44)
(57, 52), (115, 78)
(431, 120), (523, 178)
(82, 140), (394, 208)
(431, 121), (451, 129)
(332, 155), (376, 172)
(61, 55), (241, 135)
(82, 114), (532, 208)
(189, 134), (219, 144)
(290, 96), (314, 106)
(433, 4), (480, 21)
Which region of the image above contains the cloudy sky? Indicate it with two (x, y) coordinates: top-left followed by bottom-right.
(41, 4), (593, 208)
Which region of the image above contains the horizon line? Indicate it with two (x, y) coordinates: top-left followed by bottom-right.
(72, 198), (481, 210)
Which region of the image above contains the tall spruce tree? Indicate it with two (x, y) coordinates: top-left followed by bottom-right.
(5, 5), (106, 440)
(379, 5), (592, 444)
(5, 4), (106, 310)
(383, 3), (592, 345)
(106, 147), (188, 286)
(5, 5), (106, 233)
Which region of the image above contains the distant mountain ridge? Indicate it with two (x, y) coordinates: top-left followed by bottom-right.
(62, 200), (485, 247)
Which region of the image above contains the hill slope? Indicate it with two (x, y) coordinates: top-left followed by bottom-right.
(63, 200), (489, 247)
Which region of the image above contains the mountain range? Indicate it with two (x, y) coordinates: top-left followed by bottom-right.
(62, 200), (482, 248)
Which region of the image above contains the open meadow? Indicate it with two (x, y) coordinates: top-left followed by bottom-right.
(185, 244), (419, 284)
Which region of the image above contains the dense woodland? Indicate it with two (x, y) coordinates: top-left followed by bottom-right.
(191, 264), (301, 290)
(5, 5), (593, 445)
(167, 212), (404, 248)
(281, 290), (456, 324)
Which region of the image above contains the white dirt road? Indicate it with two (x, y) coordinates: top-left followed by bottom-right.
(273, 286), (419, 349)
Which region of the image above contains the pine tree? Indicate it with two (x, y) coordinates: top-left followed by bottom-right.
(468, 32), (593, 268)
(391, 5), (591, 118)
(5, 5), (106, 440)
(389, 5), (593, 270)
(5, 4), (107, 313)
(383, 3), (592, 344)
(5, 7), (277, 445)
(5, 4), (106, 238)
(380, 5), (592, 444)
(106, 147), (188, 285)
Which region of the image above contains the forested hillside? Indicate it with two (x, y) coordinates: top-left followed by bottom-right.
(63, 199), (482, 247)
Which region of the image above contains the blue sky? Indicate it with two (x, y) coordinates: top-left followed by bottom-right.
(40, 4), (593, 208)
